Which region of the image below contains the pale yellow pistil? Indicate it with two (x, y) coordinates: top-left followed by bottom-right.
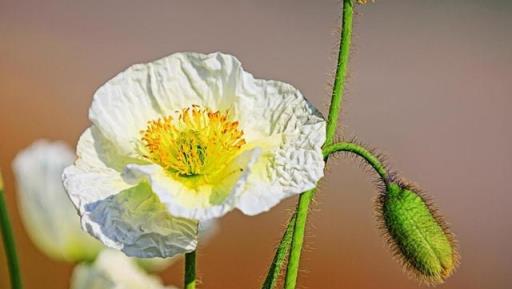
(141, 106), (246, 177)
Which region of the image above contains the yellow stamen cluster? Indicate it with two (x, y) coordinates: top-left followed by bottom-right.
(141, 106), (246, 177)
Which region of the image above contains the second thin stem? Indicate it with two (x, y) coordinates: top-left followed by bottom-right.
(0, 173), (23, 289)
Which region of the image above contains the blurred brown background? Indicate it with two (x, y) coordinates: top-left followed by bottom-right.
(1, 0), (511, 288)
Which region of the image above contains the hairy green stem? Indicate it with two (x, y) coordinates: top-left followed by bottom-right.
(323, 142), (389, 187)
(282, 1), (354, 289)
(325, 0), (354, 146)
(0, 174), (23, 289)
(184, 251), (196, 289)
(278, 143), (388, 289)
(283, 189), (315, 289)
(261, 213), (296, 289)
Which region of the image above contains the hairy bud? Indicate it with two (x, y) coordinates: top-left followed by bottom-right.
(376, 181), (459, 284)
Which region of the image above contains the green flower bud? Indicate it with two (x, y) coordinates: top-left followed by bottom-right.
(376, 181), (459, 284)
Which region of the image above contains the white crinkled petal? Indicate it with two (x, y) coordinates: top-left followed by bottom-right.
(135, 217), (219, 272)
(235, 79), (326, 215)
(84, 51), (325, 221)
(71, 249), (177, 289)
(12, 140), (103, 262)
(122, 148), (260, 221)
(89, 52), (246, 156)
(63, 127), (199, 258)
(136, 217), (218, 272)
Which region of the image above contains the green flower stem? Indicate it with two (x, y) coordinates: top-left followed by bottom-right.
(323, 142), (389, 187)
(281, 141), (388, 289)
(283, 189), (315, 289)
(275, 142), (388, 289)
(325, 0), (354, 146)
(282, 1), (354, 289)
(0, 174), (23, 289)
(184, 250), (196, 289)
(261, 213), (296, 289)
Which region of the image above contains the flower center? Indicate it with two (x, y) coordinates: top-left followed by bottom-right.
(141, 106), (246, 177)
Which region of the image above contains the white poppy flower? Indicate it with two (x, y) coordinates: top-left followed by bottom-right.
(12, 140), (103, 262)
(71, 249), (177, 289)
(63, 52), (325, 256)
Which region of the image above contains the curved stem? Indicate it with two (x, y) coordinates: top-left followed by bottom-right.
(323, 142), (389, 187)
(184, 251), (196, 289)
(0, 173), (23, 289)
(261, 213), (296, 289)
(325, 0), (354, 146)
